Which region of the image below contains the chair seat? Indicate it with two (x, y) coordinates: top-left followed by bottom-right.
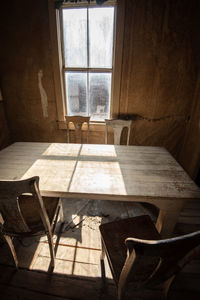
(18, 195), (60, 234)
(100, 215), (161, 283)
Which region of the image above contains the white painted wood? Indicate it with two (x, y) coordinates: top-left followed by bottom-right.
(0, 142), (200, 236)
(105, 119), (132, 145)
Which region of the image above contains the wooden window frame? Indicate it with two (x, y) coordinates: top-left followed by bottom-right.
(48, 0), (125, 131)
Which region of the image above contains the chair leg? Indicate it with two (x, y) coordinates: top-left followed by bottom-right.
(100, 240), (107, 291)
(4, 235), (18, 269)
(164, 275), (176, 299)
(46, 231), (55, 272)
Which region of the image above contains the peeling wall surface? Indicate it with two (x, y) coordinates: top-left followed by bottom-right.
(0, 0), (65, 143)
(38, 70), (48, 119)
(120, 0), (198, 156)
(0, 0), (199, 175)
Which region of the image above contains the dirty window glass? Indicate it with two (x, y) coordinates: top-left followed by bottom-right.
(62, 6), (114, 121)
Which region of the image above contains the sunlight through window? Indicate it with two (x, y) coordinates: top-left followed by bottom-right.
(62, 4), (115, 121)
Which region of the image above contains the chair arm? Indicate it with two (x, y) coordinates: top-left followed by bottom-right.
(125, 230), (200, 258)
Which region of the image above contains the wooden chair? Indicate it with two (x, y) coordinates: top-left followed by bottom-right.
(105, 119), (132, 145)
(99, 215), (200, 300)
(0, 176), (64, 270)
(65, 116), (90, 143)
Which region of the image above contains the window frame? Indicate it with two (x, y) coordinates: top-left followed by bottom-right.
(48, 0), (125, 130)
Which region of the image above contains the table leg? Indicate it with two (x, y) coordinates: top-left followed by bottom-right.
(155, 200), (186, 237)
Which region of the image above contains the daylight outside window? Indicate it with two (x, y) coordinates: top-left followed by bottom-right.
(62, 5), (115, 121)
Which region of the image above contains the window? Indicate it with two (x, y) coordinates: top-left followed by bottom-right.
(61, 1), (116, 121)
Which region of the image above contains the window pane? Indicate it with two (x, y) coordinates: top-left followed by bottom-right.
(63, 9), (87, 68)
(89, 7), (114, 68)
(89, 73), (111, 121)
(65, 72), (88, 116)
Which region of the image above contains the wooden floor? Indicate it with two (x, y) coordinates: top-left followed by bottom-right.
(0, 198), (200, 300)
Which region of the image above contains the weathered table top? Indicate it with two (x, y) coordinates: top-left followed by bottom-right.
(0, 142), (199, 201)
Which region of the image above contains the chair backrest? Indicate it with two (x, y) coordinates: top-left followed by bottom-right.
(120, 229), (200, 293)
(105, 119), (132, 145)
(0, 177), (50, 234)
(65, 116), (90, 143)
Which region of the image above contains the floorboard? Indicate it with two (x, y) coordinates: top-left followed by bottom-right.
(0, 198), (200, 299)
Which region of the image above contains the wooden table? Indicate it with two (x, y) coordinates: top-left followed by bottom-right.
(0, 142), (200, 237)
